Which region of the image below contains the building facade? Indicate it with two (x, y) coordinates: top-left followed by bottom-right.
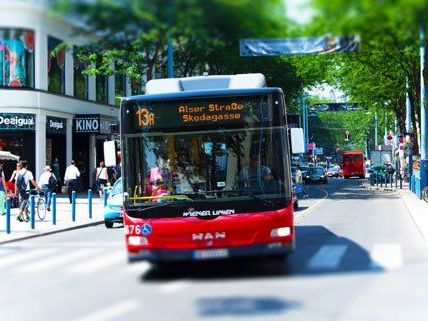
(0, 1), (135, 189)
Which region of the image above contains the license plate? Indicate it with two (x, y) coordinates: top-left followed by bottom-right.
(193, 249), (229, 260)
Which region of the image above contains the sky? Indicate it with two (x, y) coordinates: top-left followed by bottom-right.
(284, 0), (314, 24)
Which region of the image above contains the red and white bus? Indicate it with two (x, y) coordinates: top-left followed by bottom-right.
(342, 150), (365, 179)
(121, 74), (295, 262)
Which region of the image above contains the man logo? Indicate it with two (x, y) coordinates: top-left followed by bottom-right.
(192, 232), (226, 241)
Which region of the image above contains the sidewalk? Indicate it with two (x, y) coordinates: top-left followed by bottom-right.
(398, 186), (428, 243)
(0, 195), (105, 244)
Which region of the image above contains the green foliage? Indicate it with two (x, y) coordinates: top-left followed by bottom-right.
(309, 110), (371, 153)
(51, 0), (305, 104)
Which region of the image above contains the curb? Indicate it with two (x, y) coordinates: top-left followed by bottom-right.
(0, 220), (104, 245)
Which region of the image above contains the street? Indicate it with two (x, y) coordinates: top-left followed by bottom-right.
(1, 178), (428, 321)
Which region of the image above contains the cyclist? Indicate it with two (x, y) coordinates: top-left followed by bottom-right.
(38, 165), (56, 211)
(16, 160), (41, 222)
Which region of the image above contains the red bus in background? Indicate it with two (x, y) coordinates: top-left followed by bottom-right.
(120, 74), (295, 263)
(342, 150), (365, 179)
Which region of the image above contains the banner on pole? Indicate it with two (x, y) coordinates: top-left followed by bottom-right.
(240, 35), (360, 56)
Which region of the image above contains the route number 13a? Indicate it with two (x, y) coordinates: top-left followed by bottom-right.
(136, 108), (155, 127)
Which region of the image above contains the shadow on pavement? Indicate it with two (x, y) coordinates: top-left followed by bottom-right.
(196, 296), (300, 317)
(294, 206), (308, 212)
(141, 225), (380, 281)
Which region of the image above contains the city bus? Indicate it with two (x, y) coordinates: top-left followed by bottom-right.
(342, 150), (365, 178)
(121, 74), (295, 263)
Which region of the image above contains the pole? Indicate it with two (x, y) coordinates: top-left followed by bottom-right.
(420, 24), (428, 192)
(52, 193), (56, 225)
(375, 112), (378, 148)
(406, 77), (413, 187)
(72, 191), (76, 222)
(30, 195), (35, 229)
(6, 198), (10, 234)
(88, 189), (93, 219)
(167, 42), (174, 78)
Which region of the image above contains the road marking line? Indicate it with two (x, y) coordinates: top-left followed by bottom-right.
(158, 280), (189, 294)
(0, 249), (57, 269)
(74, 299), (139, 321)
(17, 249), (97, 273)
(67, 251), (125, 274)
(370, 243), (403, 270)
(295, 186), (329, 222)
(307, 245), (348, 270)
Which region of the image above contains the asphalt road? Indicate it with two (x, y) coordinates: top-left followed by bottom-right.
(1, 178), (428, 321)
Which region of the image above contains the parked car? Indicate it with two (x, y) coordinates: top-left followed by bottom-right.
(327, 166), (343, 178)
(103, 177), (123, 228)
(305, 167), (328, 184)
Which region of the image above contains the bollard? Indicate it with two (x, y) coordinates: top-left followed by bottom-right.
(395, 174), (398, 189)
(88, 189), (93, 219)
(103, 187), (108, 207)
(380, 176), (383, 187)
(72, 191), (76, 222)
(390, 174), (393, 189)
(400, 174), (403, 189)
(30, 194), (35, 229)
(52, 193), (57, 225)
(6, 198), (11, 234)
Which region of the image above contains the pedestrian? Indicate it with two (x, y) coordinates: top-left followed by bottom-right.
(64, 160), (80, 203)
(16, 160), (40, 222)
(0, 165), (8, 215)
(38, 165), (56, 211)
(96, 161), (109, 198)
(295, 165), (308, 197)
(51, 157), (61, 191)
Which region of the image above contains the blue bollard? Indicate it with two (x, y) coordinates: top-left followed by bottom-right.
(30, 194), (35, 229)
(52, 193), (57, 225)
(6, 198), (11, 234)
(88, 189), (93, 219)
(103, 187), (108, 207)
(72, 191), (76, 222)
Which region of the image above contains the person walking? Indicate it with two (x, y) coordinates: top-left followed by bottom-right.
(64, 160), (80, 203)
(16, 160), (40, 222)
(38, 166), (56, 211)
(0, 165), (8, 215)
(295, 165), (308, 197)
(51, 158), (61, 192)
(96, 161), (109, 198)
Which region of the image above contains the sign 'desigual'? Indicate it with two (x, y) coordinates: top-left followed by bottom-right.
(0, 113), (35, 130)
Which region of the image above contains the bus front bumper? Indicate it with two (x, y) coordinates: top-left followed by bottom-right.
(128, 241), (294, 263)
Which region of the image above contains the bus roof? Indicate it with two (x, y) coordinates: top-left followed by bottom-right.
(145, 73), (266, 94)
(124, 87), (284, 103)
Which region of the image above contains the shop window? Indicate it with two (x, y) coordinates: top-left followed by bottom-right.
(48, 36), (65, 94)
(0, 28), (35, 88)
(96, 75), (108, 104)
(73, 53), (88, 99)
(115, 74), (126, 106)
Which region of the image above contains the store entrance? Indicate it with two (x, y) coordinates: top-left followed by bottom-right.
(73, 135), (89, 191)
(46, 134), (66, 182)
(0, 131), (35, 178)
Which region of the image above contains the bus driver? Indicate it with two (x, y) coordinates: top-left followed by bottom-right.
(237, 152), (273, 193)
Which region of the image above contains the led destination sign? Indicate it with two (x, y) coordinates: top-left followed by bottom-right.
(135, 103), (244, 127)
(127, 93), (287, 133)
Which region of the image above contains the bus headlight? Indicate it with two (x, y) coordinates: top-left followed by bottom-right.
(270, 227), (291, 238)
(128, 236), (149, 245)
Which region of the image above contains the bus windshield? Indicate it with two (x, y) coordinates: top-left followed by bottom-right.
(124, 128), (287, 204)
(121, 93), (291, 216)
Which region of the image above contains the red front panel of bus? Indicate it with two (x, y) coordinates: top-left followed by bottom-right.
(342, 152), (365, 177)
(124, 205), (294, 260)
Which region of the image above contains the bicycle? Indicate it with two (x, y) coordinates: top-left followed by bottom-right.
(23, 189), (47, 221)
